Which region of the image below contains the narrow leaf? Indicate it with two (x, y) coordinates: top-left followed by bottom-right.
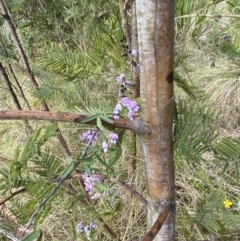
(60, 162), (75, 178)
(97, 117), (104, 130)
(99, 115), (114, 124)
(21, 230), (42, 241)
(81, 114), (99, 123)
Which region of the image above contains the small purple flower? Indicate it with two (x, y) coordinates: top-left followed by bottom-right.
(127, 100), (139, 112)
(128, 110), (135, 120)
(80, 130), (91, 140)
(117, 74), (124, 83)
(76, 221), (84, 233)
(131, 49), (138, 57)
(84, 226), (91, 237)
(89, 222), (97, 229)
(84, 179), (94, 193)
(136, 63), (140, 73)
(83, 172), (101, 194)
(113, 103), (122, 114)
(108, 132), (118, 144)
(121, 97), (131, 107)
(80, 130), (98, 145)
(102, 141), (108, 152)
(111, 114), (120, 120)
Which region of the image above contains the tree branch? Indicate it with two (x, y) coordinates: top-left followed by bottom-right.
(0, 110), (151, 136)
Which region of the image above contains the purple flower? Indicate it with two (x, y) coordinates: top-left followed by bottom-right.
(131, 49), (138, 57)
(127, 100), (139, 112)
(108, 132), (118, 144)
(136, 63), (140, 73)
(113, 103), (122, 114)
(84, 226), (91, 237)
(84, 179), (94, 193)
(117, 74), (124, 83)
(121, 97), (131, 107)
(80, 130), (91, 140)
(76, 221), (84, 233)
(111, 114), (120, 120)
(80, 130), (98, 145)
(128, 110), (135, 120)
(89, 222), (97, 229)
(83, 172), (101, 194)
(102, 141), (108, 152)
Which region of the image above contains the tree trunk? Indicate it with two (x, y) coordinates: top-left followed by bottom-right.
(136, 1), (175, 240)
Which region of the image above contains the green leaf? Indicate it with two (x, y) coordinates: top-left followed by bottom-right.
(99, 115), (114, 124)
(81, 114), (99, 123)
(21, 230), (42, 241)
(94, 153), (113, 171)
(97, 117), (104, 130)
(60, 162), (75, 178)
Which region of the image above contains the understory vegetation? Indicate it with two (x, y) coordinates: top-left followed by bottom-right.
(0, 0), (240, 240)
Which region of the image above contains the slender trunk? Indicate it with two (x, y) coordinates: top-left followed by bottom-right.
(137, 1), (175, 240)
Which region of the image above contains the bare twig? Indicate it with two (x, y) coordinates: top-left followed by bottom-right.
(0, 188), (26, 205)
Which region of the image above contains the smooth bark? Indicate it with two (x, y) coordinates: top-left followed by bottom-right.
(137, 1), (175, 240)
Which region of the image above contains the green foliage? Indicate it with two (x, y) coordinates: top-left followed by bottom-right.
(37, 43), (89, 81)
(213, 138), (240, 181)
(174, 99), (216, 165)
(21, 230), (42, 241)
